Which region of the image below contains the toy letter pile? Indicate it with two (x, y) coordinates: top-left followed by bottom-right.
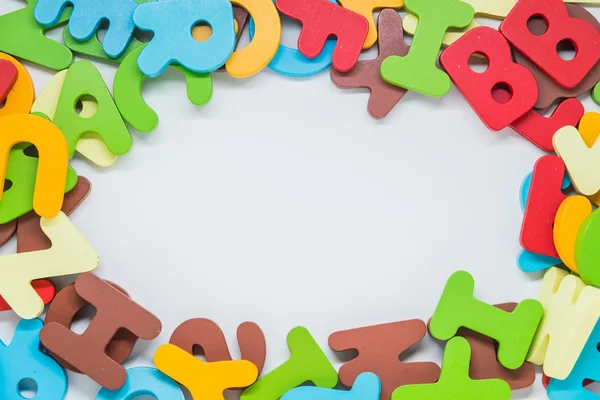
(0, 0), (599, 398)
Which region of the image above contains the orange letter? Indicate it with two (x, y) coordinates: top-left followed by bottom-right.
(0, 114), (68, 218)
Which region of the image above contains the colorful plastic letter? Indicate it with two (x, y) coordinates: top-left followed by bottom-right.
(0, 114), (69, 219)
(329, 319), (439, 400)
(275, 0), (369, 72)
(337, 0), (403, 48)
(169, 319), (266, 373)
(391, 337), (511, 400)
(517, 166), (568, 273)
(330, 9), (410, 119)
(440, 26), (537, 130)
(43, 280), (140, 374)
(0, 144), (77, 224)
(248, 0), (336, 78)
(282, 372), (381, 400)
(113, 45), (212, 133)
(520, 155), (567, 257)
(53, 60), (132, 164)
(554, 126), (600, 196)
(95, 367), (185, 400)
(31, 69), (116, 167)
(594, 81), (600, 104)
(0, 212), (98, 319)
(61, 0), (149, 63)
(512, 4), (600, 110)
(500, 0), (600, 89)
(0, 319), (67, 400)
(154, 344), (258, 399)
(380, 0), (474, 97)
(509, 98), (584, 152)
(133, 0), (236, 77)
(576, 209), (600, 287)
(547, 319), (600, 399)
(553, 196), (592, 274)
(34, 0), (139, 58)
(41, 273), (162, 390)
(454, 303), (536, 390)
(0, 0), (72, 70)
(225, 0), (281, 78)
(429, 270), (543, 370)
(0, 53), (35, 117)
(241, 327), (338, 400)
(527, 267), (600, 379)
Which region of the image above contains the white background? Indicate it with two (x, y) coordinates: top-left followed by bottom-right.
(1, 1), (599, 399)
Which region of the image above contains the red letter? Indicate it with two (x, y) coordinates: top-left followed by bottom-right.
(509, 98), (584, 152)
(276, 0), (368, 72)
(521, 155), (567, 258)
(500, 0), (600, 89)
(440, 27), (537, 131)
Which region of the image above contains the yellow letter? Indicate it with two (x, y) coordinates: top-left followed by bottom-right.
(527, 267), (600, 379)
